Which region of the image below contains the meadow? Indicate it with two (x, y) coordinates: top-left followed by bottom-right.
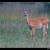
(0, 3), (50, 48)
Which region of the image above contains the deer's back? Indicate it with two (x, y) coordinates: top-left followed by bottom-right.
(38, 17), (49, 25)
(28, 19), (42, 28)
(28, 17), (49, 28)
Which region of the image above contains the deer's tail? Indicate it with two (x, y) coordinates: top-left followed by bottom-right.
(47, 24), (48, 29)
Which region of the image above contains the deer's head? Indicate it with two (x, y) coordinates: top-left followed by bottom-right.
(22, 9), (30, 18)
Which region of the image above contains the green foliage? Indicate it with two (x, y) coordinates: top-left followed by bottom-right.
(0, 26), (4, 32)
(44, 2), (50, 5)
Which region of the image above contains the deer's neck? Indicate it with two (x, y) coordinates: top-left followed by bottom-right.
(25, 16), (29, 24)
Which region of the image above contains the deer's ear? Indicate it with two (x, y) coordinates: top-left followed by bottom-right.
(28, 10), (31, 13)
(22, 9), (25, 12)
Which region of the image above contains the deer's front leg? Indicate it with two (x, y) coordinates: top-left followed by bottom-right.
(32, 28), (35, 41)
(29, 29), (32, 41)
(28, 25), (32, 41)
(30, 29), (32, 37)
(43, 27), (47, 41)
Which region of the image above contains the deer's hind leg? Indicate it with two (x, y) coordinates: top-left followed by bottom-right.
(42, 25), (47, 41)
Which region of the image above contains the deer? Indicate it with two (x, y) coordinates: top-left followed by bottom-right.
(22, 9), (49, 41)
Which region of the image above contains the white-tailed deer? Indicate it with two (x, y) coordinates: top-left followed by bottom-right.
(23, 9), (49, 41)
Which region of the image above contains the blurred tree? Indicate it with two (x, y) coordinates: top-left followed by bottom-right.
(44, 2), (50, 14)
(0, 2), (4, 5)
(20, 2), (35, 5)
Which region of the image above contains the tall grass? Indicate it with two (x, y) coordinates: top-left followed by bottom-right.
(0, 3), (50, 48)
(0, 15), (50, 48)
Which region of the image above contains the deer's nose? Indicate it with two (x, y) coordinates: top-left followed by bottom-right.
(24, 14), (27, 17)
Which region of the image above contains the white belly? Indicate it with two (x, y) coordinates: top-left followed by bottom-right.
(35, 26), (42, 29)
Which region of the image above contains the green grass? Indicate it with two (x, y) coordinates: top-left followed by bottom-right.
(0, 14), (50, 48)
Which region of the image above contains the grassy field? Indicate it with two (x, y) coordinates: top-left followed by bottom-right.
(0, 3), (50, 48)
(0, 15), (50, 48)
